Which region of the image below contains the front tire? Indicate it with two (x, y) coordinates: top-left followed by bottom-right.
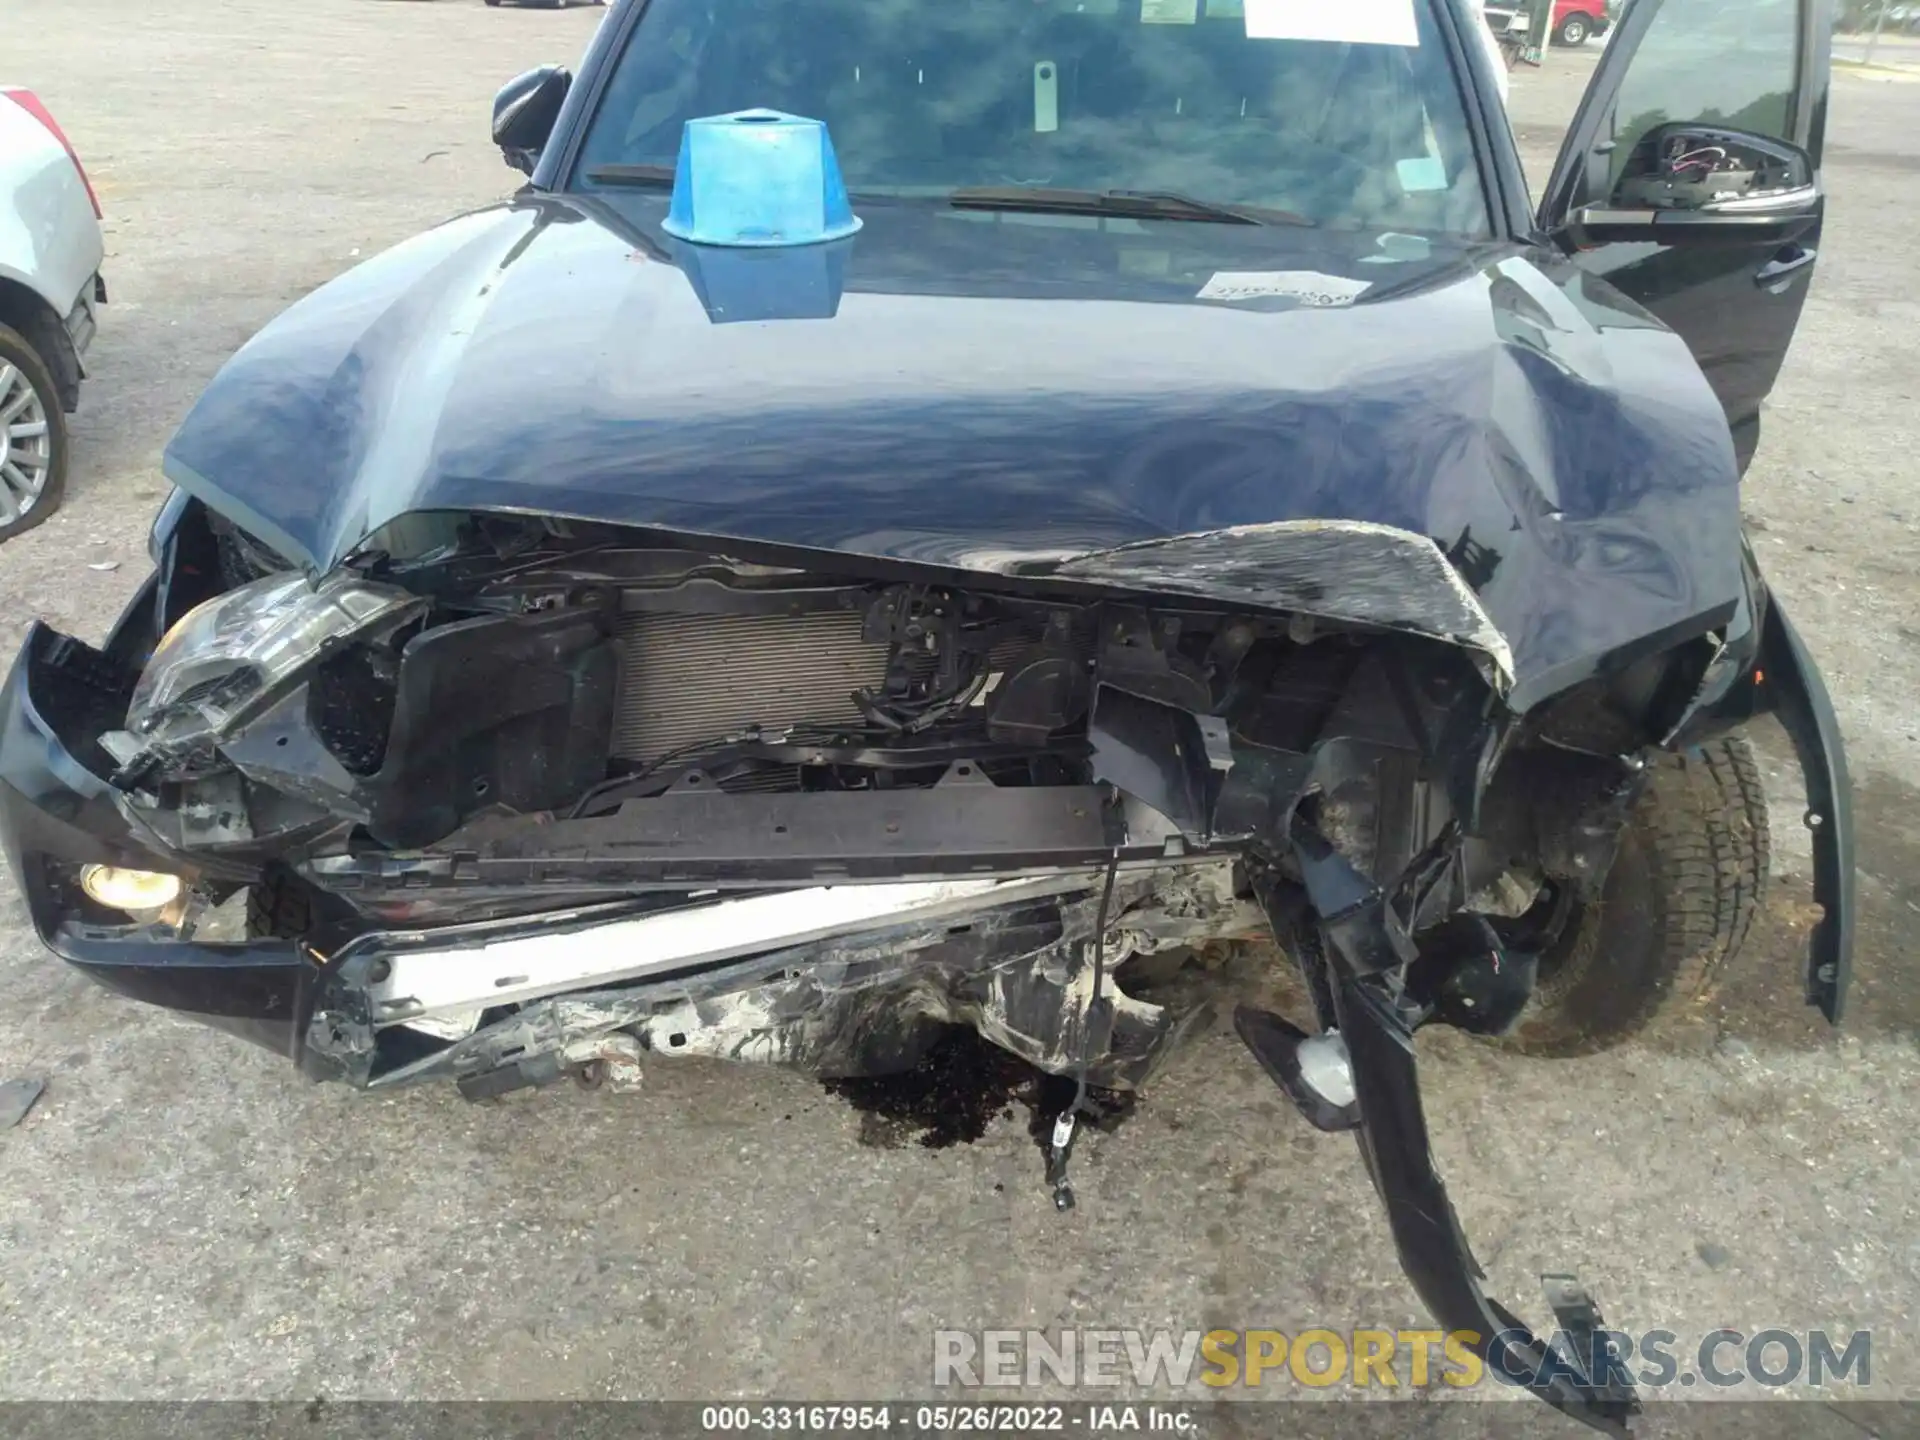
(0, 322), (69, 543)
(1499, 735), (1770, 1057)
(1556, 13), (1592, 45)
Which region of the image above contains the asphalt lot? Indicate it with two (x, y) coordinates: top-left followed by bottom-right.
(2, 2), (1918, 1426)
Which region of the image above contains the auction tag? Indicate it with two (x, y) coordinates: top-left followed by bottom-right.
(1243, 0), (1418, 45)
(1197, 270), (1372, 306)
(1034, 60), (1060, 131)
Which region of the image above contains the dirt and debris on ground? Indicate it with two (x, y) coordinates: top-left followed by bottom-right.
(825, 1029), (1136, 1153)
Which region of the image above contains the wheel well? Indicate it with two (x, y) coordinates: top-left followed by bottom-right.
(0, 275), (79, 410)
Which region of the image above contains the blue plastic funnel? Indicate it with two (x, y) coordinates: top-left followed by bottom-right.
(661, 109), (862, 247)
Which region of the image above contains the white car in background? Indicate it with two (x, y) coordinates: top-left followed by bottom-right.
(1477, 6), (1513, 103)
(0, 86), (105, 541)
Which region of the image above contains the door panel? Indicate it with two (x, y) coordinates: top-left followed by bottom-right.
(1571, 214), (1821, 468)
(1538, 0), (1832, 470)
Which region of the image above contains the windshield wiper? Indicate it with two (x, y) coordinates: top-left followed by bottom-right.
(583, 163), (677, 187)
(583, 172), (1312, 227)
(583, 172), (1308, 228)
(948, 186), (1313, 227)
(582, 165), (914, 205)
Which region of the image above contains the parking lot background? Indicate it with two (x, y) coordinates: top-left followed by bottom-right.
(2, 0), (1917, 1419)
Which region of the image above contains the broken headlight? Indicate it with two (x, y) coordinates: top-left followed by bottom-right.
(106, 572), (426, 778)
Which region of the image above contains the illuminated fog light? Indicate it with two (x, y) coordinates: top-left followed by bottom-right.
(79, 865), (182, 913)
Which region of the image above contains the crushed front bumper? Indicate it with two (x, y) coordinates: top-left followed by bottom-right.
(0, 601), (1257, 1091)
(1, 612), (327, 1067)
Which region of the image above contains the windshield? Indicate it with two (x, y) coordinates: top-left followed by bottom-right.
(572, 0), (1492, 236)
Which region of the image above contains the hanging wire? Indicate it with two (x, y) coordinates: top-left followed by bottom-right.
(1049, 786), (1123, 1211)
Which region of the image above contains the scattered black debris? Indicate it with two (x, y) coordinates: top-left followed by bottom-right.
(1695, 1240), (1733, 1270)
(824, 1028), (1135, 1158)
(0, 1078), (46, 1130)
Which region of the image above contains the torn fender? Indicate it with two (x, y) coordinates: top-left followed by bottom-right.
(1334, 964), (1637, 1433)
(1043, 521), (1515, 688)
(1277, 811), (1640, 1432)
(1757, 595), (1854, 1022)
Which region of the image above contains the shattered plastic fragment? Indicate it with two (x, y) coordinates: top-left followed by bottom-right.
(0, 1078), (46, 1129)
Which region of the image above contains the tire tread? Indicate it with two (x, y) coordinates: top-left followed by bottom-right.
(1503, 733), (1770, 1057)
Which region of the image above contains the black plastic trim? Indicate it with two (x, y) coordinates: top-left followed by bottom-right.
(1757, 594), (1854, 1022)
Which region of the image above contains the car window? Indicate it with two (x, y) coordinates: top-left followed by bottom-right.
(572, 0), (1492, 237)
(1606, 0), (1801, 183)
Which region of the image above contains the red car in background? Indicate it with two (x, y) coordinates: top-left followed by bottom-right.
(1484, 0), (1613, 52)
(1551, 0), (1612, 45)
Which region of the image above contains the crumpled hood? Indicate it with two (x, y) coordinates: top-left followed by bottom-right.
(164, 192), (1745, 705)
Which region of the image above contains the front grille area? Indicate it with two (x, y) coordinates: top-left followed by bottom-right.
(610, 609), (891, 764)
(309, 648), (396, 775)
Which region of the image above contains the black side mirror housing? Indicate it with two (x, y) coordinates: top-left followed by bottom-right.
(1610, 123), (1814, 213)
(493, 65), (572, 176)
(1562, 124), (1819, 248)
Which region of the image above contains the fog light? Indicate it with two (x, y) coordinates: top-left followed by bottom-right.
(79, 865), (182, 912)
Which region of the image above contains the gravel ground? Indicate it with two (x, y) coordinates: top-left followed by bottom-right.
(1, 2), (1916, 1428)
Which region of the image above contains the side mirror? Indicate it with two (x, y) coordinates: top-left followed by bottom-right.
(1567, 124), (1818, 245)
(493, 65), (572, 176)
(1611, 123), (1813, 214)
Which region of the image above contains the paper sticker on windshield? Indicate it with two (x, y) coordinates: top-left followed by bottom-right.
(1396, 155), (1447, 192)
(1197, 271), (1372, 307)
(1142, 0), (1200, 23)
(1243, 0), (1418, 45)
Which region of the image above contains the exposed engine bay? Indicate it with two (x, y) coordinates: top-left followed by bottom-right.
(81, 508), (1645, 1087)
(5, 501), (1853, 1436)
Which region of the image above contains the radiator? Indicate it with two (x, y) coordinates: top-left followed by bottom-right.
(611, 609), (891, 764)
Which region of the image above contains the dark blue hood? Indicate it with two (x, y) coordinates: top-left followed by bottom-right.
(163, 192), (1745, 704)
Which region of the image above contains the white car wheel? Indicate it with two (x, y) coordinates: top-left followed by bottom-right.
(0, 323), (66, 541)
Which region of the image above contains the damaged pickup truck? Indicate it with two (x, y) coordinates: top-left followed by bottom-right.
(0, 0), (1851, 1428)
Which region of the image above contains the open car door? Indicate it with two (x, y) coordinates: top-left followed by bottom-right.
(1538, 0), (1832, 470)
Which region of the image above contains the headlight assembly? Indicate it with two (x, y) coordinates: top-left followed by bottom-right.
(105, 571), (426, 778)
